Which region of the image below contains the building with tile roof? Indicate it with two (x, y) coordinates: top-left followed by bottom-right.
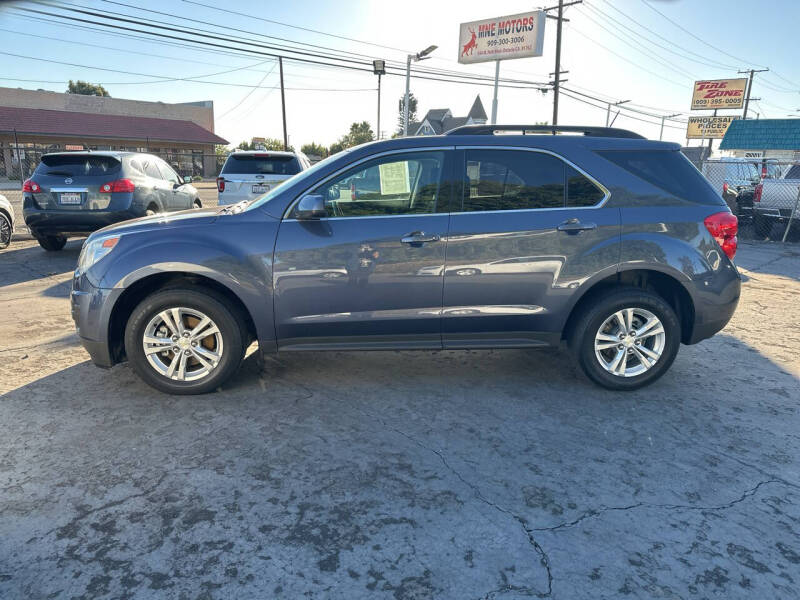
(719, 119), (800, 161)
(0, 86), (227, 180)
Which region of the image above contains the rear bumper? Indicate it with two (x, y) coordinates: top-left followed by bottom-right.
(687, 264), (741, 344)
(24, 207), (138, 237)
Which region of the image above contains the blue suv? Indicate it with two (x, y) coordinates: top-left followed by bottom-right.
(71, 126), (740, 395)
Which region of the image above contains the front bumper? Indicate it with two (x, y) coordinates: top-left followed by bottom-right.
(71, 274), (123, 368)
(25, 207), (138, 237)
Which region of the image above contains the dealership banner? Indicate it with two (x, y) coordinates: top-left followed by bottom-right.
(458, 11), (546, 64)
(686, 116), (739, 139)
(691, 78), (747, 110)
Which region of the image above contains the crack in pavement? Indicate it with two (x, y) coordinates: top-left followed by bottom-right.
(532, 479), (784, 534)
(43, 473), (168, 538)
(352, 404), (553, 598)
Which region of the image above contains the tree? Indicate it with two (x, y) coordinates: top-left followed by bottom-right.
(237, 137), (293, 152)
(396, 92), (418, 134)
(67, 80), (110, 97)
(301, 142), (327, 158)
(329, 122), (375, 155)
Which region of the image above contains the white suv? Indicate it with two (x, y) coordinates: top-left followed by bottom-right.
(217, 151), (310, 205)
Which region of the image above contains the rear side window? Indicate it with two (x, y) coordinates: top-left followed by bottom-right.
(36, 155), (120, 177)
(599, 150), (714, 200)
(462, 150), (605, 212)
(222, 154), (302, 175)
(143, 161), (162, 180)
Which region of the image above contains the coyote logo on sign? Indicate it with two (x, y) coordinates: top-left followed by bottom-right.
(461, 27), (477, 57)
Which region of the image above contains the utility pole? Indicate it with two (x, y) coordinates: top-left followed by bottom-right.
(659, 113), (680, 141)
(279, 57), (288, 151)
(606, 100), (630, 127)
(544, 0), (581, 128)
(739, 68), (768, 119)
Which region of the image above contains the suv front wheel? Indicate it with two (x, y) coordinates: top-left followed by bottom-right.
(124, 288), (246, 394)
(569, 288), (681, 391)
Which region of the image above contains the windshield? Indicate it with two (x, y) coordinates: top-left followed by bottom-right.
(222, 154), (301, 175)
(247, 149), (354, 211)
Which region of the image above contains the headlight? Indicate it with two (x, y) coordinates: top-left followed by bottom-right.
(76, 234), (120, 274)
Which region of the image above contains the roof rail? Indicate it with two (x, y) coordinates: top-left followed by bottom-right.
(444, 124), (645, 139)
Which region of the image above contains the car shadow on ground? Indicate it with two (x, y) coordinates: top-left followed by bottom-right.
(735, 241), (800, 282)
(1, 334), (798, 599)
(0, 240), (81, 290)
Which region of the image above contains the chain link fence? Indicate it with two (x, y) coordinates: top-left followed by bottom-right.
(0, 143), (228, 185)
(701, 158), (800, 242)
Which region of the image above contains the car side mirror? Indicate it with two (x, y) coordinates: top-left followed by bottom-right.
(295, 194), (327, 220)
(183, 176), (192, 184)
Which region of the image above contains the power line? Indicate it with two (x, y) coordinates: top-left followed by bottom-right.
(567, 25), (688, 88)
(217, 61), (279, 120)
(590, 0), (738, 70)
(638, 0), (767, 69)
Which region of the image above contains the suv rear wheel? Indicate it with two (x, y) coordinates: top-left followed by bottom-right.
(37, 235), (67, 252)
(569, 288), (681, 391)
(124, 288), (246, 394)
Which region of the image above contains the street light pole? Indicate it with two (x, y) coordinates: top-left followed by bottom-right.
(373, 59), (386, 140)
(403, 45), (437, 137)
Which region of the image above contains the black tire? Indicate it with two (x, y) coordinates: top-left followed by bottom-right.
(568, 287), (681, 391)
(124, 288), (246, 395)
(0, 212), (11, 249)
(193, 198), (202, 208)
(753, 214), (773, 239)
(36, 235), (67, 252)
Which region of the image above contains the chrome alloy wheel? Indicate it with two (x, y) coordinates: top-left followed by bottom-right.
(142, 307), (223, 382)
(0, 214), (11, 248)
(594, 308), (666, 378)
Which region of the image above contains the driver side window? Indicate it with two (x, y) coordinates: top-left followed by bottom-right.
(312, 151), (445, 217)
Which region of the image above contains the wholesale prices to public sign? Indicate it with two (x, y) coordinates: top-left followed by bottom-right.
(691, 78), (747, 110)
(686, 116), (739, 139)
(458, 11), (546, 64)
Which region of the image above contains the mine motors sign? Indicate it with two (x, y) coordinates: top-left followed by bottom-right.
(691, 78), (747, 110)
(686, 116), (739, 139)
(458, 11), (546, 64)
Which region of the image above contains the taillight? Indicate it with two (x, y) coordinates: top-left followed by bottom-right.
(722, 182), (728, 195)
(762, 166), (767, 179)
(217, 177), (225, 192)
(102, 179), (135, 193)
(22, 179), (41, 193)
(753, 183), (762, 202)
(704, 212), (738, 260)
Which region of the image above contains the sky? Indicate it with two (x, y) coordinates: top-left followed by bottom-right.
(1, 0), (799, 151)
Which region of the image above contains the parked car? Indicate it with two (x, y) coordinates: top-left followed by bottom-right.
(71, 125), (740, 395)
(753, 163), (800, 238)
(216, 150), (310, 205)
(23, 151), (201, 251)
(702, 157), (759, 220)
(0, 193), (14, 250)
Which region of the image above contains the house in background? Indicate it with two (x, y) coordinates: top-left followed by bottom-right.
(408, 95), (487, 136)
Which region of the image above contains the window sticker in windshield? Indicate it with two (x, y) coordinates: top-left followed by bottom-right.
(379, 161), (410, 196)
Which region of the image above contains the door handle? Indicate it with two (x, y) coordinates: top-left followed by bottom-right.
(401, 231), (440, 245)
(557, 218), (597, 233)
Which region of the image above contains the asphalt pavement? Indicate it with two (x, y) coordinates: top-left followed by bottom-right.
(0, 226), (799, 599)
